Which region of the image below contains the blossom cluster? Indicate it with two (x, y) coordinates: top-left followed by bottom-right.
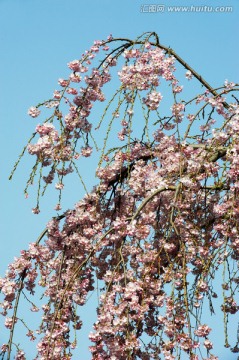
(25, 38), (115, 206)
(2, 33), (239, 359)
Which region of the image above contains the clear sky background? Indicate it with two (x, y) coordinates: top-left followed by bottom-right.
(0, 0), (238, 359)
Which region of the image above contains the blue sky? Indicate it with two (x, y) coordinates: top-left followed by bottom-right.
(0, 0), (238, 358)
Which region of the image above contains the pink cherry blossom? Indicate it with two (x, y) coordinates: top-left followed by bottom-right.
(3, 32), (239, 360)
(27, 106), (40, 118)
(143, 91), (163, 110)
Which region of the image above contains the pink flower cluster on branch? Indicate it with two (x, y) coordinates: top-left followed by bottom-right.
(3, 32), (239, 359)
